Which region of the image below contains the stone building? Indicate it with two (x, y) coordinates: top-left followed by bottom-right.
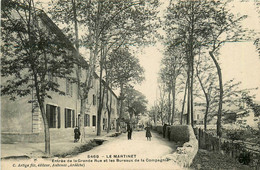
(1, 6), (118, 143)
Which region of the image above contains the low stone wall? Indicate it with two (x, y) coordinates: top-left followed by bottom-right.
(1, 133), (44, 143)
(169, 125), (190, 143)
(154, 125), (198, 168)
(1, 127), (97, 143)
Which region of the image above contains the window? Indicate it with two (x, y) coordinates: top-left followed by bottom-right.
(84, 114), (90, 127)
(66, 78), (73, 96)
(46, 104), (60, 128)
(65, 108), (75, 128)
(92, 115), (96, 126)
(197, 114), (199, 120)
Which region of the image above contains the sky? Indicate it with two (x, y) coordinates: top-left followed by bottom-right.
(135, 1), (260, 108)
(37, 0), (260, 108)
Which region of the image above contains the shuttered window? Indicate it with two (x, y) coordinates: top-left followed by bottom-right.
(84, 114), (90, 127)
(65, 108), (75, 128)
(46, 104), (60, 128)
(92, 115), (96, 126)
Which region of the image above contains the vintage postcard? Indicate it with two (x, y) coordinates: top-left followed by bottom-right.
(1, 0), (260, 169)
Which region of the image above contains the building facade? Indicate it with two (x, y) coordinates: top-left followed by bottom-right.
(1, 7), (119, 143)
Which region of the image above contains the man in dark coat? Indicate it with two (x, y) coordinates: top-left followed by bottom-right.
(163, 123), (168, 138)
(145, 125), (152, 141)
(127, 123), (132, 140)
(74, 127), (81, 142)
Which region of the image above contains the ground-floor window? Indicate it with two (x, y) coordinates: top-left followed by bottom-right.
(65, 108), (75, 128)
(92, 115), (96, 127)
(46, 104), (60, 128)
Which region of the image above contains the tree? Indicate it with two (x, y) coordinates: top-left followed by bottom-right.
(156, 81), (169, 125)
(164, 0), (212, 127)
(124, 86), (148, 123)
(160, 40), (185, 125)
(1, 0), (74, 155)
(195, 53), (218, 130)
(203, 0), (250, 137)
(107, 48), (144, 131)
(48, 0), (159, 136)
(148, 106), (159, 126)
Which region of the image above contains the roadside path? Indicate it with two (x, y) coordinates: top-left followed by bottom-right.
(72, 130), (183, 170)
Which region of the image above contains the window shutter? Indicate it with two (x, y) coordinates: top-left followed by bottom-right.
(72, 110), (75, 128)
(53, 106), (56, 128)
(65, 109), (67, 128)
(57, 107), (61, 128)
(46, 104), (50, 127)
(67, 110), (72, 128)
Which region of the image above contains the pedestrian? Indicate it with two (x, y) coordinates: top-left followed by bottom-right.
(74, 126), (81, 143)
(127, 123), (132, 140)
(145, 125), (152, 141)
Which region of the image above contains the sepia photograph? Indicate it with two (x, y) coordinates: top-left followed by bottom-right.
(1, 0), (260, 169)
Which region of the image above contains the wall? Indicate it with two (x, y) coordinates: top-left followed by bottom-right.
(1, 95), (33, 133)
(154, 125), (198, 168)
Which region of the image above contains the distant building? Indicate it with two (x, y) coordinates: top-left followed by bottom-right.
(1, 6), (118, 143)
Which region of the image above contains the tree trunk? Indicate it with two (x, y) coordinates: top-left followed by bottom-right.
(209, 51), (223, 137)
(130, 112), (133, 122)
(106, 90), (112, 133)
(204, 100), (209, 131)
(97, 106), (102, 136)
(79, 98), (86, 142)
(107, 110), (111, 133)
(190, 60), (194, 127)
(168, 89), (171, 124)
(39, 101), (50, 155)
(190, 3), (195, 128)
(181, 78), (188, 125)
(187, 68), (191, 125)
(196, 66), (210, 131)
(97, 50), (105, 136)
(116, 83), (124, 132)
(171, 81), (176, 125)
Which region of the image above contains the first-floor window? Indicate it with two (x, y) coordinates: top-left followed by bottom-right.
(66, 78), (73, 96)
(65, 108), (75, 128)
(46, 104), (60, 128)
(84, 114), (90, 127)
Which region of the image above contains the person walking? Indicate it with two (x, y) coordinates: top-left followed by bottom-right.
(163, 123), (168, 138)
(127, 123), (132, 140)
(145, 125), (152, 141)
(74, 127), (81, 142)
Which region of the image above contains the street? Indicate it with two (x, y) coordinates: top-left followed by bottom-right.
(72, 130), (184, 170)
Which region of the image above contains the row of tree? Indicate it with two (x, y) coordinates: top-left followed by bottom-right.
(1, 0), (155, 155)
(150, 0), (258, 137)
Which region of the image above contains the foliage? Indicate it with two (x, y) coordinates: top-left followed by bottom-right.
(1, 0), (75, 154)
(1, 0), (75, 100)
(106, 48), (144, 88)
(124, 86), (148, 121)
(241, 92), (260, 117)
(226, 131), (245, 141)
